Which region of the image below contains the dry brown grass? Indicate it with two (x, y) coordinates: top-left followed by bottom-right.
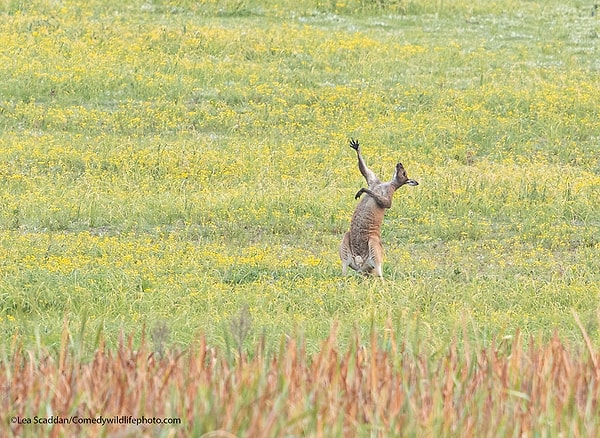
(2, 321), (600, 437)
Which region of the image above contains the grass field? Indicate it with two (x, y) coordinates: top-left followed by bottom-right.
(1, 0), (600, 435)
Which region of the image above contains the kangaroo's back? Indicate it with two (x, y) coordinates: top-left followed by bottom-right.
(348, 188), (387, 258)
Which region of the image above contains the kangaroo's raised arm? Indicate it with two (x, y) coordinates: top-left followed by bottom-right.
(349, 138), (380, 187)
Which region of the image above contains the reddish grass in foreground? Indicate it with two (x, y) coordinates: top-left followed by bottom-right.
(2, 322), (599, 437)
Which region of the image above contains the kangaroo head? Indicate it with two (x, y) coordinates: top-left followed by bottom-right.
(393, 163), (419, 188)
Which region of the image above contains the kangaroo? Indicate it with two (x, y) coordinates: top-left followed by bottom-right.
(339, 139), (418, 278)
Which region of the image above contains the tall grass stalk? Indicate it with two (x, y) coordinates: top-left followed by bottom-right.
(2, 321), (600, 437)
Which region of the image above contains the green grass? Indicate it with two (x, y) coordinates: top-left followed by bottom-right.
(0, 0), (599, 357)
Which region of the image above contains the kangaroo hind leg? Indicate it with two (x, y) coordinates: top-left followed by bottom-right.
(368, 237), (384, 278)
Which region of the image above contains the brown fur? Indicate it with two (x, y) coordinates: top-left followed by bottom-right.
(339, 139), (418, 278)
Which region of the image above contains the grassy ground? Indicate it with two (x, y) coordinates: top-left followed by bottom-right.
(1, 0), (600, 353)
(2, 0), (600, 435)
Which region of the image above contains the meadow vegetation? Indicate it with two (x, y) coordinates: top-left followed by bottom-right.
(1, 0), (600, 434)
(3, 321), (600, 437)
